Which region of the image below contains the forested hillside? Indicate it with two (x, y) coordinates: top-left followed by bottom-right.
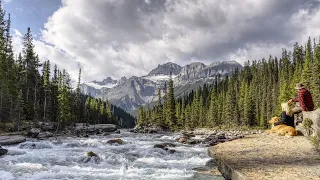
(138, 37), (320, 130)
(0, 4), (135, 132)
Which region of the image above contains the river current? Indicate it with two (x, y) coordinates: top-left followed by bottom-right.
(0, 131), (223, 180)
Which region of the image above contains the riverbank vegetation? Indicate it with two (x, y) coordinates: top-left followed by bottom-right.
(138, 37), (320, 130)
(0, 3), (135, 132)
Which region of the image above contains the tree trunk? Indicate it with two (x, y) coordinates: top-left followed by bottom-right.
(43, 91), (47, 121)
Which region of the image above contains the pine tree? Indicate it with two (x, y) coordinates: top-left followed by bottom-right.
(57, 70), (72, 129)
(85, 97), (91, 125)
(278, 50), (292, 113)
(51, 65), (59, 122)
(302, 37), (313, 87)
(42, 60), (51, 121)
(155, 88), (163, 127)
(137, 106), (146, 126)
(75, 68), (82, 123)
(13, 90), (25, 132)
(165, 77), (177, 128)
(208, 89), (218, 127)
(312, 44), (320, 107)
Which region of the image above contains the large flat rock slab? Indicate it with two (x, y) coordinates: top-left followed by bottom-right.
(208, 133), (320, 180)
(0, 135), (26, 146)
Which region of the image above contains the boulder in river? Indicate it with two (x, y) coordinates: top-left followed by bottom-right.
(154, 143), (177, 153)
(185, 139), (201, 145)
(27, 128), (41, 138)
(107, 139), (123, 145)
(114, 129), (121, 134)
(79, 151), (101, 164)
(37, 131), (53, 140)
(87, 151), (98, 157)
(178, 137), (187, 143)
(102, 132), (110, 136)
(0, 146), (8, 156)
(154, 143), (176, 149)
(0, 135), (26, 146)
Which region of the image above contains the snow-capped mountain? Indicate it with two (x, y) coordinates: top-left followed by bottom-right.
(143, 62), (182, 83)
(80, 61), (243, 114)
(80, 77), (118, 96)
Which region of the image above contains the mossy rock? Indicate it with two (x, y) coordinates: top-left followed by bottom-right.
(87, 151), (98, 157)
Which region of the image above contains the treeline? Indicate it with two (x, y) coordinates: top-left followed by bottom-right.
(0, 3), (135, 132)
(138, 37), (320, 129)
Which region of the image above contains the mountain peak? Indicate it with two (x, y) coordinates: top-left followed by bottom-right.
(147, 62), (182, 77)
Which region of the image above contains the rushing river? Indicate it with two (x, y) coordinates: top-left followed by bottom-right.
(0, 131), (223, 180)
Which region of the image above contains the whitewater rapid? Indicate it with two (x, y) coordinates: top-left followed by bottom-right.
(0, 131), (223, 180)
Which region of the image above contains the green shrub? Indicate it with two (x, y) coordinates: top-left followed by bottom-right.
(310, 135), (319, 150)
(302, 118), (313, 136)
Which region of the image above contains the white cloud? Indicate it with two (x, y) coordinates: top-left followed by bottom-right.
(11, 0), (320, 83)
(4, 0), (12, 4)
(12, 29), (23, 56)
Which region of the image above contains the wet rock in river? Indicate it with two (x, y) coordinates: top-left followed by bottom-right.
(19, 142), (53, 149)
(87, 151), (98, 157)
(0, 146), (8, 156)
(102, 132), (110, 136)
(205, 159), (217, 168)
(0, 135), (26, 146)
(154, 143), (177, 154)
(107, 139), (123, 145)
(154, 143), (176, 149)
(79, 151), (101, 164)
(178, 137), (187, 143)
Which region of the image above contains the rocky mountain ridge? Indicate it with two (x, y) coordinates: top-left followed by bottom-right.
(80, 61), (243, 114)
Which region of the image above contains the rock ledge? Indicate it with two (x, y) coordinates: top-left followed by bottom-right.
(208, 133), (320, 180)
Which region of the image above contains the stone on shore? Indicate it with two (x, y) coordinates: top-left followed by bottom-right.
(27, 128), (41, 138)
(208, 133), (320, 180)
(0, 135), (26, 146)
(75, 124), (117, 135)
(37, 121), (56, 131)
(37, 131), (53, 140)
(296, 109), (320, 137)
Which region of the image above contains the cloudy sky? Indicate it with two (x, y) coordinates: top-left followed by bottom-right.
(4, 0), (320, 83)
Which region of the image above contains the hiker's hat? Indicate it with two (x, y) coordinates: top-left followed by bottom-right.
(295, 83), (305, 90)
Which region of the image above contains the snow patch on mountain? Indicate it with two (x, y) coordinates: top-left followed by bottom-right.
(84, 82), (117, 89)
(143, 75), (177, 82)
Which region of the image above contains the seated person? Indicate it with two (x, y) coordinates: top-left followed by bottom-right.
(274, 102), (295, 128)
(288, 83), (314, 114)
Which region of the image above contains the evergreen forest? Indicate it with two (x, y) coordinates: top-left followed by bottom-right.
(138, 37), (320, 130)
(0, 4), (135, 132)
